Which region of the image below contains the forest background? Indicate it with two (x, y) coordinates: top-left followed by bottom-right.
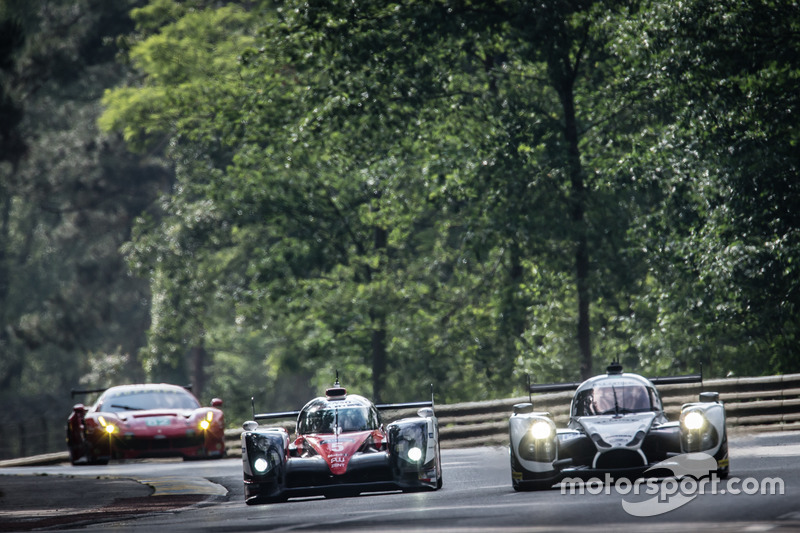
(1, 0), (798, 459)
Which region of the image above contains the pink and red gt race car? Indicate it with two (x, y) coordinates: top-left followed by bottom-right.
(67, 383), (225, 465)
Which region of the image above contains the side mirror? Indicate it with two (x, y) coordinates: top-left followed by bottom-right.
(211, 398), (223, 408)
(417, 407), (434, 418)
(513, 403), (534, 415)
(242, 420), (258, 431)
(699, 392), (719, 403)
(72, 403), (86, 414)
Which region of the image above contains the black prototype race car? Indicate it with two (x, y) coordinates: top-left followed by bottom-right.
(242, 381), (442, 504)
(509, 363), (729, 490)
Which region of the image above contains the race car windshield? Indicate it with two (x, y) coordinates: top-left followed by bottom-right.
(99, 389), (200, 412)
(574, 384), (655, 416)
(298, 406), (379, 434)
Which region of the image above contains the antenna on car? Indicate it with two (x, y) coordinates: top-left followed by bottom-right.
(326, 370), (347, 400)
(607, 361), (623, 375)
(251, 396), (255, 420)
(527, 375), (532, 404)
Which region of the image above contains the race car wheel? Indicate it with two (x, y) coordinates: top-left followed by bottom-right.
(245, 494), (287, 505)
(510, 447), (556, 491)
(435, 441), (443, 489)
(512, 478), (555, 491)
(715, 435), (729, 480)
(86, 453), (109, 466)
(324, 489), (360, 499)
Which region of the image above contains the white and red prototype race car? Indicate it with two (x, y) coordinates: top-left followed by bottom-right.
(242, 381), (442, 504)
(510, 363), (729, 490)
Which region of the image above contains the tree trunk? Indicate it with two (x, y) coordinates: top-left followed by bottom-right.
(370, 226), (388, 402)
(561, 83), (593, 380)
(190, 343), (207, 401)
(371, 310), (387, 403)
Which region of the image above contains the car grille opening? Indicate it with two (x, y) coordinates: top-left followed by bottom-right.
(594, 449), (645, 470)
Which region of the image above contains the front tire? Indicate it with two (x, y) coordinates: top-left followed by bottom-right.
(512, 478), (555, 491)
(510, 446), (556, 491)
(715, 436), (729, 480)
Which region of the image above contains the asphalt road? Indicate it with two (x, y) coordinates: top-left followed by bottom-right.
(1, 432), (799, 532)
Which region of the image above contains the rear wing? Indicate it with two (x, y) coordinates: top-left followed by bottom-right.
(527, 380), (583, 394)
(376, 401), (432, 410)
(71, 387), (108, 399)
(525, 364), (703, 402)
(253, 410), (301, 422)
(649, 373), (702, 386)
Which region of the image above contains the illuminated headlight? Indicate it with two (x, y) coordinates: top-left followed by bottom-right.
(530, 421), (552, 440)
(98, 416), (117, 434)
(199, 412), (213, 430)
(683, 411), (705, 430)
(407, 447), (423, 462)
(253, 457), (269, 473)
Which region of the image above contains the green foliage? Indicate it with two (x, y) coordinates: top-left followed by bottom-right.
(98, 0), (800, 411)
(3, 0), (799, 458)
(0, 0), (166, 458)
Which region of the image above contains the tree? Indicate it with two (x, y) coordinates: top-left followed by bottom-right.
(0, 0), (174, 457)
(102, 0), (800, 413)
(637, 0), (800, 376)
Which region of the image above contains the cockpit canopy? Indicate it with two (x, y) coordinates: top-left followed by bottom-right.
(572, 378), (661, 417)
(297, 395), (381, 435)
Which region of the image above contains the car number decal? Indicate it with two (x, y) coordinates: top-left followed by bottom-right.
(145, 417), (172, 426)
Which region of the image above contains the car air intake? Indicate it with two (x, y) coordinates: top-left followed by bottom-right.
(594, 449), (646, 470)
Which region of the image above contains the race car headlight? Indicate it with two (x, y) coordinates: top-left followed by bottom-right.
(253, 457), (269, 473)
(407, 447), (423, 462)
(199, 411), (214, 430)
(683, 411), (705, 430)
(530, 421), (552, 440)
(98, 416), (117, 434)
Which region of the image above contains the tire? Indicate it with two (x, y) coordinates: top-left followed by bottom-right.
(715, 436), (729, 480)
(246, 495), (286, 505)
(435, 441), (443, 489)
(324, 489), (360, 499)
(510, 446), (556, 491)
(513, 479), (555, 491)
(87, 454), (109, 466)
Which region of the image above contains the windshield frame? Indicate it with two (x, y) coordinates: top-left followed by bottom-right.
(296, 397), (381, 435)
(95, 387), (201, 413)
(572, 381), (660, 417)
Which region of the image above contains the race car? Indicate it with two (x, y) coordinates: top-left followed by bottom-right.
(509, 362), (729, 490)
(67, 383), (226, 465)
(242, 380), (442, 504)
